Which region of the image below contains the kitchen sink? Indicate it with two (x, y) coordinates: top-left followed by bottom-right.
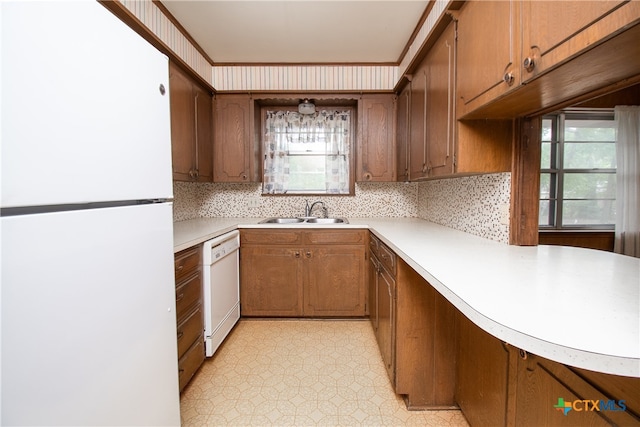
(260, 217), (305, 224)
(259, 217), (349, 224)
(305, 218), (348, 224)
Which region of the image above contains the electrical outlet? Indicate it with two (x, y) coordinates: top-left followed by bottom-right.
(247, 197), (261, 209)
(499, 203), (510, 225)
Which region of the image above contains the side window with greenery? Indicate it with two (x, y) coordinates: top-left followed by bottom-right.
(540, 109), (616, 229)
(261, 107), (354, 195)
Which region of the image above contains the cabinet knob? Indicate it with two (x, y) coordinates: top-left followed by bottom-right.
(294, 251), (301, 258)
(519, 349), (528, 360)
(422, 163), (428, 173)
(363, 172), (372, 181)
(306, 251), (311, 258)
(503, 72), (515, 85)
(523, 57), (535, 72)
(242, 174), (247, 180)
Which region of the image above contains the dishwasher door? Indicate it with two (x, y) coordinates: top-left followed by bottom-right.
(202, 230), (240, 357)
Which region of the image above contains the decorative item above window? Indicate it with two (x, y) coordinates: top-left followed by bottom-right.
(262, 108), (353, 195)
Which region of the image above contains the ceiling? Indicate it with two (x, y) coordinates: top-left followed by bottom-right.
(160, 1), (430, 64)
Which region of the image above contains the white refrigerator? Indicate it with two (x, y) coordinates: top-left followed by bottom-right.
(1, 1), (181, 425)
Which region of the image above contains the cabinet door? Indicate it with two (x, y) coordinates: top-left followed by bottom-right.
(456, 0), (520, 118)
(408, 64), (428, 180)
(515, 352), (638, 426)
(368, 251), (379, 329)
(304, 245), (366, 317)
(521, 0), (636, 83)
(239, 246), (303, 316)
(425, 21), (456, 178)
(357, 95), (396, 182)
(376, 264), (395, 383)
(194, 85), (213, 182)
(455, 313), (514, 426)
(169, 62), (196, 181)
(214, 95), (253, 182)
(396, 84), (411, 182)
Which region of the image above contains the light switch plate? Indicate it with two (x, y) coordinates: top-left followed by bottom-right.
(247, 197), (261, 208)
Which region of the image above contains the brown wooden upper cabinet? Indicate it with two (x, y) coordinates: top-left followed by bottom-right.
(456, 0), (640, 119)
(169, 62), (213, 182)
(213, 94), (260, 182)
(396, 84), (410, 182)
(357, 94), (396, 182)
(397, 20), (510, 181)
(456, 0), (521, 120)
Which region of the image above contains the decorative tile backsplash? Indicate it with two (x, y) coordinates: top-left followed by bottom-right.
(418, 173), (512, 244)
(173, 172), (512, 244)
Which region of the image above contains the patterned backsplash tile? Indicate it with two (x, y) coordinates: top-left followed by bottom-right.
(174, 173), (511, 244)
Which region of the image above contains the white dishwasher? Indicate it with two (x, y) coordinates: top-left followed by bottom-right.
(201, 230), (240, 357)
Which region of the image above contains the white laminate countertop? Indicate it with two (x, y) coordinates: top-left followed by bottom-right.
(173, 217), (640, 377)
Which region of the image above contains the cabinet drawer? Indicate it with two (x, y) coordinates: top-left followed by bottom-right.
(241, 230), (302, 245)
(178, 334), (205, 392)
(177, 304), (203, 359)
(174, 246), (200, 281)
(175, 271), (201, 318)
(378, 243), (396, 276)
(304, 230), (366, 245)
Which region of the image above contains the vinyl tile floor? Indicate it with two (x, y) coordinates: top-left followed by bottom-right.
(180, 319), (470, 427)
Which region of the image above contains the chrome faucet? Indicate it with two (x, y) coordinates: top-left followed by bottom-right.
(304, 200), (327, 218)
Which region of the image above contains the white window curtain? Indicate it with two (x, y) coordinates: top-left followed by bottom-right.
(263, 110), (350, 194)
(614, 105), (640, 257)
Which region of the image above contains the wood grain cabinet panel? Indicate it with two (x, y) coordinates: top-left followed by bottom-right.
(239, 246), (304, 317)
(521, 1), (638, 83)
(305, 245), (366, 317)
(240, 229), (366, 317)
(174, 246), (204, 392)
(456, 0), (640, 119)
(214, 94), (259, 182)
(456, 0), (521, 119)
(169, 62), (212, 182)
(357, 94), (396, 182)
(455, 310), (640, 426)
(395, 84), (411, 182)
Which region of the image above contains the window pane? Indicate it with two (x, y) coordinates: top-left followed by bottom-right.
(539, 200), (552, 226)
(564, 119), (615, 142)
(563, 173), (616, 199)
(540, 173), (551, 198)
(541, 142), (553, 169)
(542, 118), (553, 142)
(564, 143), (616, 169)
(562, 200), (616, 226)
(287, 156), (326, 192)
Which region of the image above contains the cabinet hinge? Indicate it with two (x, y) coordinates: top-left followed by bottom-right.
(453, 154), (457, 167)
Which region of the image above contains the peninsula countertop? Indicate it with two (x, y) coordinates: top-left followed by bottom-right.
(173, 217), (640, 377)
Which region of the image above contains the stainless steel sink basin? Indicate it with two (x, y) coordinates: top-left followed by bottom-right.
(260, 217), (305, 224)
(305, 218), (348, 224)
(259, 217), (348, 224)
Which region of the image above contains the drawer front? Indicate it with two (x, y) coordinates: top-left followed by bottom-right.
(369, 233), (380, 258)
(241, 229), (303, 245)
(175, 271), (201, 318)
(178, 335), (205, 392)
(177, 304), (203, 359)
(174, 246), (200, 281)
(378, 242), (396, 276)
(304, 229), (366, 245)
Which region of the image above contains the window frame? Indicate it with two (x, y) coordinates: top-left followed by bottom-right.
(539, 108), (616, 230)
(260, 105), (356, 196)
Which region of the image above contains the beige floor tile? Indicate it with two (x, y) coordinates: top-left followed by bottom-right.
(180, 319), (469, 426)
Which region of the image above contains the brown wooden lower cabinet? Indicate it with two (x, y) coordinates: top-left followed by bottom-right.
(240, 229), (366, 317)
(456, 312), (640, 426)
(174, 246), (204, 392)
(395, 258), (457, 410)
